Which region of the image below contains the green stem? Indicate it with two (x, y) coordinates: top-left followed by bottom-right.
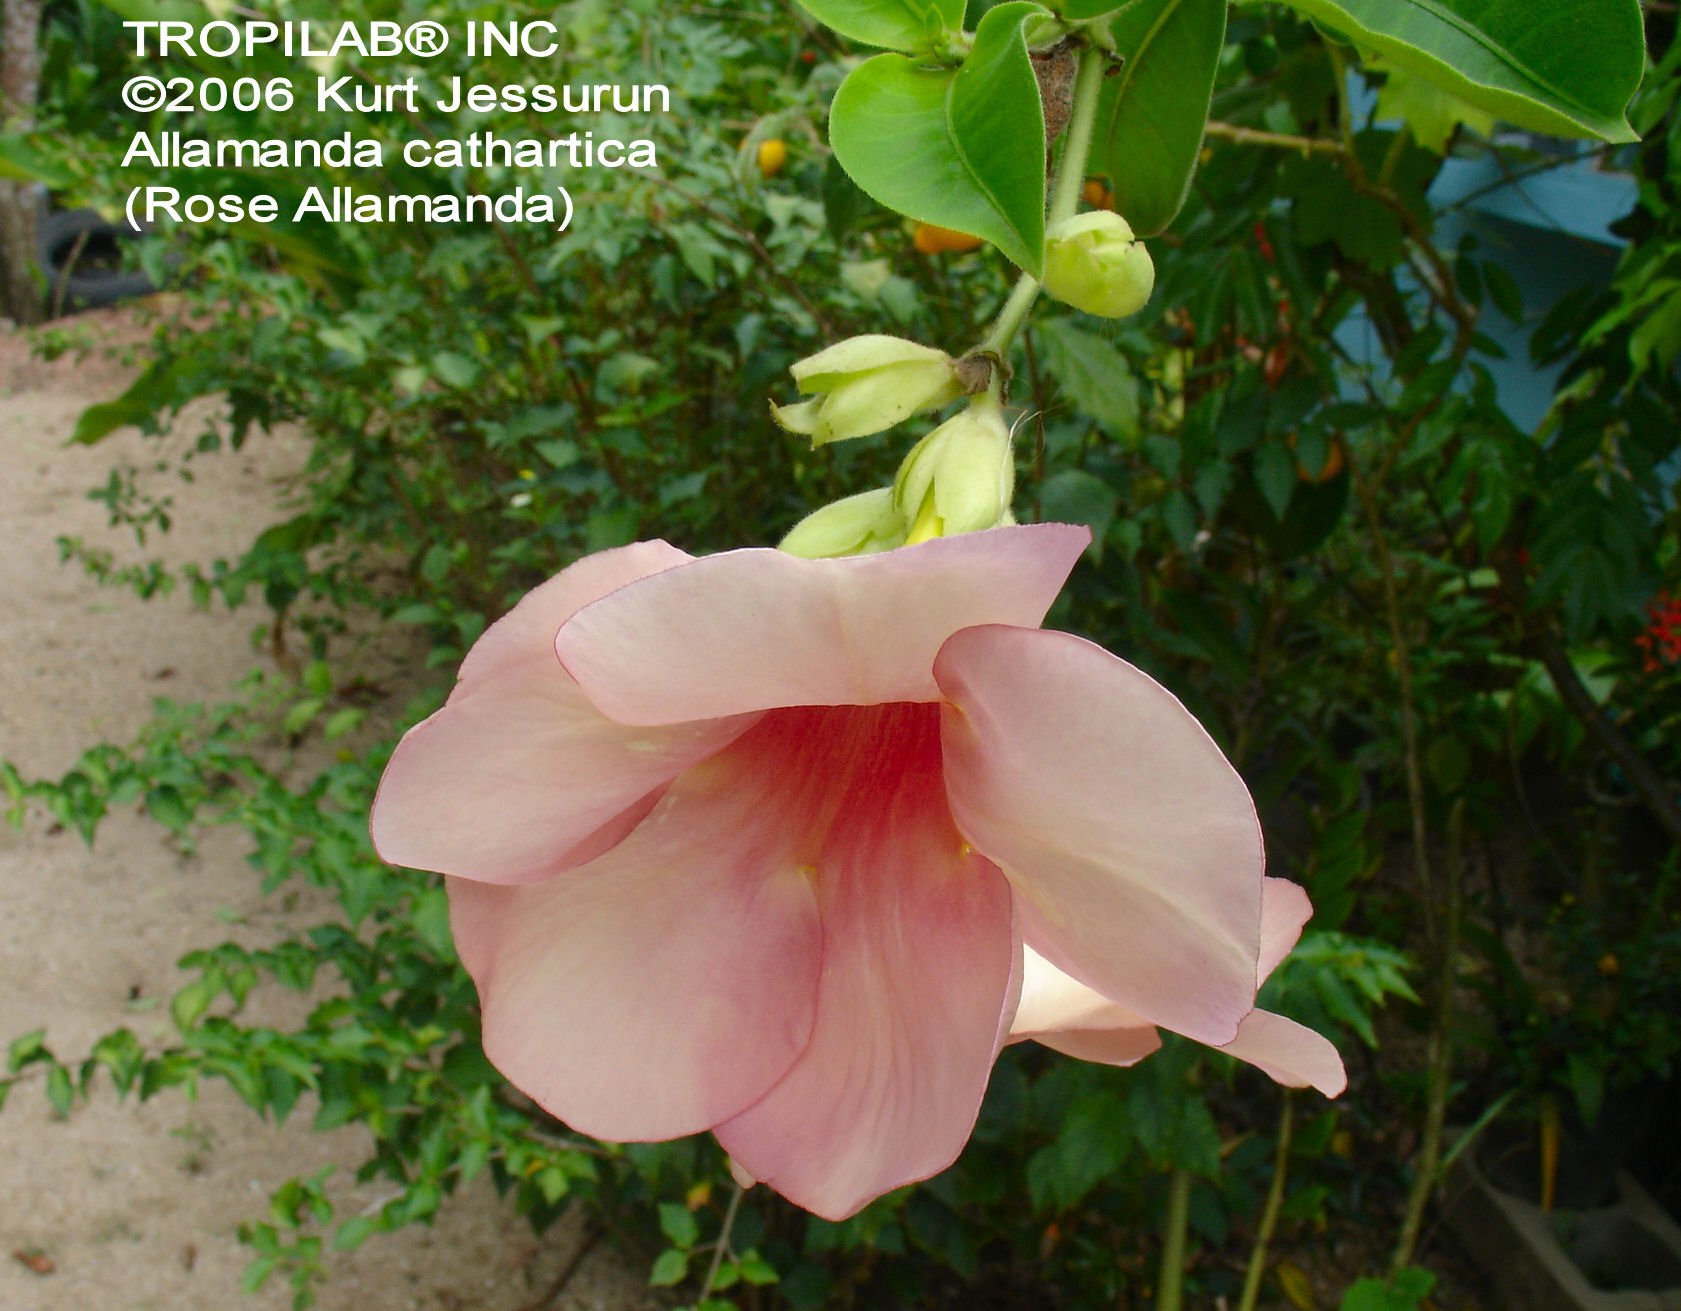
(1238, 1091), (1295, 1311)
(1155, 1167), (1193, 1311)
(1325, 41), (1363, 179)
(979, 272), (1041, 357)
(978, 41), (1109, 360)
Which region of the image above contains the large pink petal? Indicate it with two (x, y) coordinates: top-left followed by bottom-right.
(1034, 1026), (1162, 1067)
(937, 625), (1263, 1047)
(372, 542), (755, 884)
(1007, 946), (1161, 1064)
(448, 745), (827, 1142)
(1260, 878), (1312, 981)
(714, 704), (1016, 1221)
(555, 523), (1090, 726)
(458, 540), (694, 688)
(1011, 945), (1149, 1037)
(1216, 1010), (1347, 1097)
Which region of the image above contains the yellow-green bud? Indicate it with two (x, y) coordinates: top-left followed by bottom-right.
(1041, 212), (1155, 319)
(893, 394), (1015, 542)
(771, 335), (962, 446)
(779, 487), (907, 558)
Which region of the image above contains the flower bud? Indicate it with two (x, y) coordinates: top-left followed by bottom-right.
(779, 487), (907, 559)
(771, 335), (961, 447)
(893, 394), (1015, 541)
(1041, 212), (1155, 319)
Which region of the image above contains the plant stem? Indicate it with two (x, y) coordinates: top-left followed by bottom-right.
(1390, 800), (1464, 1275)
(1204, 119), (1341, 155)
(979, 272), (1042, 357)
(979, 41), (1108, 360)
(1238, 1091), (1295, 1311)
(1349, 459), (1437, 942)
(1047, 44), (1107, 227)
(699, 1181), (744, 1301)
(1155, 1167), (1193, 1311)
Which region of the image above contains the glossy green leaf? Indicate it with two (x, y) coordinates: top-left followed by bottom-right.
(1056, 0), (1131, 16)
(1271, 0), (1644, 142)
(1091, 0), (1227, 236)
(830, 2), (1049, 273)
(792, 0), (965, 52)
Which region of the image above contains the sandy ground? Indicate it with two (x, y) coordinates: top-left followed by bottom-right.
(0, 308), (661, 1311)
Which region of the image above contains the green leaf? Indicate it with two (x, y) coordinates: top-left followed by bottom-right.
(1371, 57), (1496, 152)
(536, 1165), (568, 1204)
(1253, 440), (1298, 519)
(331, 1215), (376, 1251)
(1057, 0), (1130, 16)
(648, 1247), (688, 1287)
(658, 1201), (699, 1249)
(144, 785), (192, 833)
(708, 1261), (742, 1291)
(92, 0), (206, 23)
(1127, 1080), (1223, 1176)
(430, 352), (480, 389)
(1092, 0), (1228, 236)
(1034, 318), (1140, 437)
(1272, 0), (1644, 143)
(46, 1063), (73, 1116)
(171, 978), (215, 1031)
(1340, 1267), (1436, 1311)
(830, 2), (1050, 273)
(241, 1256), (277, 1294)
(1039, 470), (1118, 559)
(1484, 262), (1523, 323)
(71, 358), (188, 445)
(533, 439), (580, 469)
(1026, 1091), (1131, 1212)
(791, 0), (965, 51)
(282, 698), (325, 735)
(322, 708), (365, 741)
(0, 135), (74, 187)
(822, 153), (876, 241)
(1565, 1051), (1606, 1128)
(8, 1029), (48, 1073)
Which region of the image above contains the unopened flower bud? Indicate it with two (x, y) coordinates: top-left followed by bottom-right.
(779, 487), (907, 559)
(1042, 212), (1155, 319)
(771, 335), (961, 447)
(893, 394), (1015, 542)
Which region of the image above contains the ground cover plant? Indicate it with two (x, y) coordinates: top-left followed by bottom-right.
(3, 0), (1679, 1307)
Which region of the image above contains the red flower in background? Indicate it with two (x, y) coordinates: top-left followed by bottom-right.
(1635, 590), (1681, 673)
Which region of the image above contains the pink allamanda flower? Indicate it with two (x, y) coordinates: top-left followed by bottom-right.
(370, 523), (1344, 1220)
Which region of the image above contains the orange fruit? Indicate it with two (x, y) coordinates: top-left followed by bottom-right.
(1288, 431), (1346, 483)
(1081, 178), (1116, 210)
(757, 138), (788, 177)
(913, 222), (984, 254)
